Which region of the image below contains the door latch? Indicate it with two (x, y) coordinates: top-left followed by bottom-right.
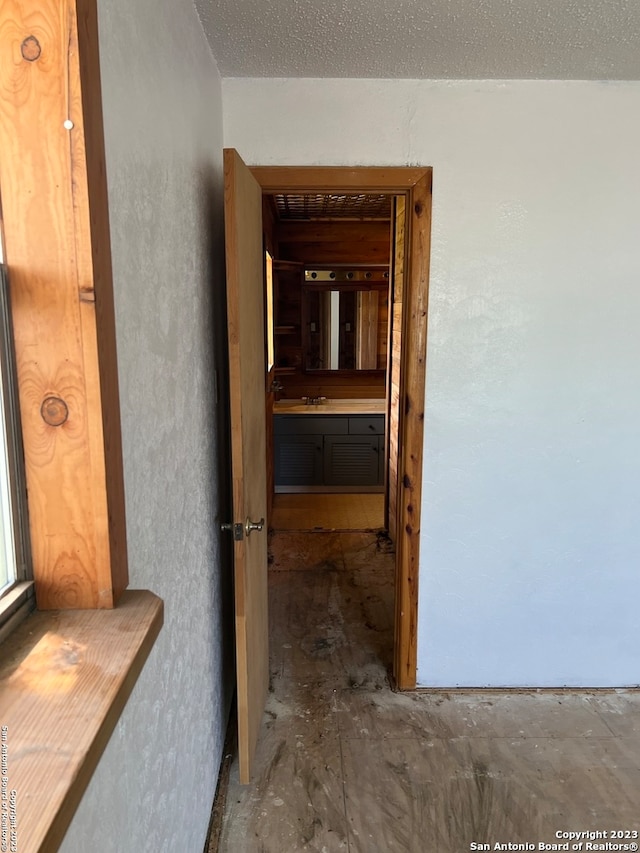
(221, 522), (244, 540)
(221, 518), (265, 540)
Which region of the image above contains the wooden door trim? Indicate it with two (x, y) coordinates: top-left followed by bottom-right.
(251, 166), (430, 193)
(252, 165), (432, 689)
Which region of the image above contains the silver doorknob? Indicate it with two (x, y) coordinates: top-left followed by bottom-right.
(245, 517), (265, 537)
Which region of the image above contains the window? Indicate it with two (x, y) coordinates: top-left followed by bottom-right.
(0, 260), (33, 639)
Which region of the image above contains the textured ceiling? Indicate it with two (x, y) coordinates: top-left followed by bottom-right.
(194, 0), (640, 80)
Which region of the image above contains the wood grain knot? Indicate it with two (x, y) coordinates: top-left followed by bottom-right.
(21, 35), (41, 62)
(41, 396), (69, 427)
(414, 202), (424, 217)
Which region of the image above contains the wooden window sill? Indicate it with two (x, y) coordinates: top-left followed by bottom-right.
(0, 589), (163, 853)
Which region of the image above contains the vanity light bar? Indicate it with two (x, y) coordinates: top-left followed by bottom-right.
(305, 268), (389, 283)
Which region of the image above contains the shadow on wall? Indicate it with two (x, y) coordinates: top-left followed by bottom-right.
(201, 160), (236, 714)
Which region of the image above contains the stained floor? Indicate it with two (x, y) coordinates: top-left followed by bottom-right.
(218, 519), (640, 852)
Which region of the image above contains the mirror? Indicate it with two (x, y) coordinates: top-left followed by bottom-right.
(303, 281), (388, 372)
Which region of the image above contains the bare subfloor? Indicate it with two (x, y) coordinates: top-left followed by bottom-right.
(218, 531), (640, 852)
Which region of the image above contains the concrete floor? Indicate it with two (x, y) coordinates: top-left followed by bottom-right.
(218, 524), (640, 852)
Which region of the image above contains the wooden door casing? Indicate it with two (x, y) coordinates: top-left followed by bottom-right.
(252, 166), (432, 690)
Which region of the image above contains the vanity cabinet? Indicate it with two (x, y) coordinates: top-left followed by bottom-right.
(274, 414), (385, 490)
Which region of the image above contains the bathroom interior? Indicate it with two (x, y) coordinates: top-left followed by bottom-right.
(262, 190), (404, 537)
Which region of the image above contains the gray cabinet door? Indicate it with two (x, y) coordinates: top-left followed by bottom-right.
(323, 435), (380, 486)
(274, 434), (323, 486)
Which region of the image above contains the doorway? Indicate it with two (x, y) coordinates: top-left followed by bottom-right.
(264, 191), (390, 539)
(253, 166), (432, 690)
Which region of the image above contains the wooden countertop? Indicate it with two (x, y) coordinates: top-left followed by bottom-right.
(273, 398), (385, 415)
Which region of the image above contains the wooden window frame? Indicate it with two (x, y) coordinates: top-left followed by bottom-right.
(0, 262), (35, 642)
(0, 0), (128, 609)
(0, 5), (162, 851)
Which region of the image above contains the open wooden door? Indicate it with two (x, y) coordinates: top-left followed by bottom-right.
(223, 148), (269, 784)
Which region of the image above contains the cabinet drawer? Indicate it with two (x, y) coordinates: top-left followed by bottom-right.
(348, 415), (385, 435)
(274, 415), (348, 435)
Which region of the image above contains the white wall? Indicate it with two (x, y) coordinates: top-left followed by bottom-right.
(59, 3), (233, 851)
(223, 78), (640, 687)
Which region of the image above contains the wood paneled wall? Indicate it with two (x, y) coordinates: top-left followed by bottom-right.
(274, 216), (390, 399)
(377, 289), (389, 370)
(278, 221), (390, 265)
